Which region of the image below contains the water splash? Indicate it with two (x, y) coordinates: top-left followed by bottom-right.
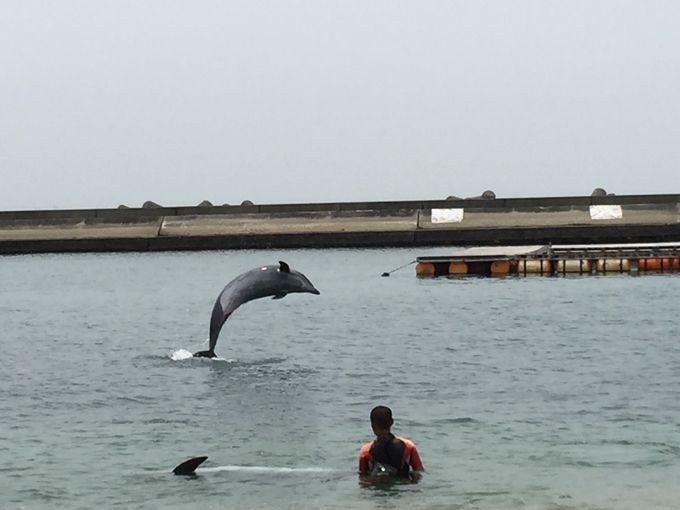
(169, 349), (235, 362)
(170, 349), (193, 361)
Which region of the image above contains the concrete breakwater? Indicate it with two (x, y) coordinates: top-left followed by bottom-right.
(0, 194), (679, 254)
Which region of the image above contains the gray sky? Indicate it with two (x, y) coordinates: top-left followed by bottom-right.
(1, 1), (679, 210)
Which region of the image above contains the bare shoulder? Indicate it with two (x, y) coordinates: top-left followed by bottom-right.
(395, 436), (418, 448)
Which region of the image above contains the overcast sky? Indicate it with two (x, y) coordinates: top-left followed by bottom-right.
(1, 1), (679, 210)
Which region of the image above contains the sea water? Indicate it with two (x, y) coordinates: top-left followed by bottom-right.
(1, 248), (678, 509)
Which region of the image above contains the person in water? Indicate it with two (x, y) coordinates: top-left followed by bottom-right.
(358, 405), (424, 479)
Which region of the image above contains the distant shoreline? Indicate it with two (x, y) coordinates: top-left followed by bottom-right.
(1, 194), (679, 254)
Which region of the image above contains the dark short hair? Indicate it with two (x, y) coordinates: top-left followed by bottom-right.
(370, 405), (393, 429)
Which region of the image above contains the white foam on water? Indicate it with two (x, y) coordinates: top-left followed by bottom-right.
(170, 349), (194, 361)
(199, 465), (337, 474)
(146, 464), (339, 477)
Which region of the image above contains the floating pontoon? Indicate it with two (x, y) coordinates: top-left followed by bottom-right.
(415, 242), (680, 277)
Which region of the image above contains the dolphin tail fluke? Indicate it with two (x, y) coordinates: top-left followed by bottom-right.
(193, 350), (216, 358)
(173, 456), (208, 475)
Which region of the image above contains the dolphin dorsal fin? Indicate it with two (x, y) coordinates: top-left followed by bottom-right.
(173, 456), (208, 475)
(278, 261), (290, 273)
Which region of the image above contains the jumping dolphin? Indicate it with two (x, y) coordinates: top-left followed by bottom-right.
(193, 261), (320, 358)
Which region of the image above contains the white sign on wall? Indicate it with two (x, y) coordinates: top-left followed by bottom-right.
(589, 205), (623, 220)
(431, 208), (465, 223)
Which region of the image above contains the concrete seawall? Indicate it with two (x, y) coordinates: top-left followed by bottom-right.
(1, 194), (679, 254)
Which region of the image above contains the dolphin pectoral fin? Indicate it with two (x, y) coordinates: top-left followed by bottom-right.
(272, 292), (287, 300)
(193, 350), (216, 358)
(173, 456), (208, 475)
(278, 261), (290, 273)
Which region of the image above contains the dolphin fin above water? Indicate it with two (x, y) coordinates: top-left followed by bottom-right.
(193, 261), (319, 358)
(173, 456), (208, 475)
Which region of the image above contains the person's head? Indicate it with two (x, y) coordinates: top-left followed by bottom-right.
(370, 405), (394, 435)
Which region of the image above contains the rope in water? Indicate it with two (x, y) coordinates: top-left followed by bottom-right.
(381, 260), (416, 277)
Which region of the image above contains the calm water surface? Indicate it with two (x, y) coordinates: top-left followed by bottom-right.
(1, 249), (679, 509)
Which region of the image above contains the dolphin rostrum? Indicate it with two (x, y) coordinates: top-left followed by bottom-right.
(193, 261), (320, 358)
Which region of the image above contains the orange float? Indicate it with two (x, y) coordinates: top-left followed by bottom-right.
(448, 261), (468, 275)
(639, 258), (665, 271)
(490, 260), (511, 275)
(416, 262), (435, 277)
